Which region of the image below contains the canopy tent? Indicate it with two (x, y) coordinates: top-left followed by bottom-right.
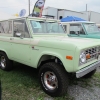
(61, 16), (86, 22)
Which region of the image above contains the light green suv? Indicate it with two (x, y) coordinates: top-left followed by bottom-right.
(0, 17), (100, 97)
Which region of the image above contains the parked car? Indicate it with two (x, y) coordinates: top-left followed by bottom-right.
(61, 21), (100, 39)
(0, 17), (100, 97)
(96, 24), (100, 30)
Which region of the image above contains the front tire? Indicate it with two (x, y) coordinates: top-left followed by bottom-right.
(39, 62), (69, 97)
(0, 52), (13, 71)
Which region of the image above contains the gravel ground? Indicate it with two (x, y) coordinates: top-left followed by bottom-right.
(44, 67), (100, 100)
(97, 67), (100, 72)
(67, 67), (100, 100)
(68, 85), (100, 100)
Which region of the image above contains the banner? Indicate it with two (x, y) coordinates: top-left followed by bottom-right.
(32, 0), (46, 17)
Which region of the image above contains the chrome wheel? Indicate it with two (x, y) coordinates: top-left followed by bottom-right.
(0, 56), (6, 68)
(43, 71), (58, 90)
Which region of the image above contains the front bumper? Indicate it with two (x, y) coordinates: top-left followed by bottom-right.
(76, 60), (100, 78)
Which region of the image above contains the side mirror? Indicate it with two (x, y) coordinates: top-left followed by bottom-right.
(15, 33), (21, 37)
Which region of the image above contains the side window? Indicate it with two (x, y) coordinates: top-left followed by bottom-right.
(31, 20), (46, 33)
(70, 24), (85, 35)
(13, 20), (30, 38)
(0, 21), (12, 34)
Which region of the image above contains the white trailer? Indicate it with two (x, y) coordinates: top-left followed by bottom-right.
(43, 7), (87, 20)
(42, 7), (100, 24)
(42, 7), (58, 19)
(82, 11), (100, 24)
(58, 9), (87, 20)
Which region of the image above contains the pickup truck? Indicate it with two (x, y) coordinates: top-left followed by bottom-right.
(0, 17), (100, 97)
(61, 21), (100, 39)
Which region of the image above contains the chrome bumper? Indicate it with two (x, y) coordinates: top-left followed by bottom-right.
(76, 60), (100, 78)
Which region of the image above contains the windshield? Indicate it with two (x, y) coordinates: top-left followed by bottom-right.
(83, 23), (100, 33)
(30, 20), (65, 34)
(70, 24), (85, 35)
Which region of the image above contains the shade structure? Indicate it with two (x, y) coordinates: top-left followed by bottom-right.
(61, 16), (86, 22)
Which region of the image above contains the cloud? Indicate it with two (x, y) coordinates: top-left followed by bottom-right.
(0, 0), (100, 20)
(0, 0), (30, 16)
(0, 10), (12, 20)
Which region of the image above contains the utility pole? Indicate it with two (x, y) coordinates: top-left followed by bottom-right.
(86, 4), (87, 11)
(29, 0), (30, 15)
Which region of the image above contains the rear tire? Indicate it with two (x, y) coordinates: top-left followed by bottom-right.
(0, 52), (13, 71)
(39, 62), (69, 97)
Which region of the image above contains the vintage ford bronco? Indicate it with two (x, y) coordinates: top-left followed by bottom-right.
(0, 17), (100, 97)
(61, 21), (100, 39)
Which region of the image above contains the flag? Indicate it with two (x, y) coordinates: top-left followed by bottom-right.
(32, 0), (46, 17)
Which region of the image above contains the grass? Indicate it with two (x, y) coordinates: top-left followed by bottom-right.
(0, 62), (73, 100)
(92, 72), (100, 87)
(0, 62), (100, 100)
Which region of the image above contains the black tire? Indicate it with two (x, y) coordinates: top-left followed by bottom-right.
(39, 62), (69, 97)
(0, 52), (13, 71)
(83, 69), (96, 78)
(0, 80), (1, 100)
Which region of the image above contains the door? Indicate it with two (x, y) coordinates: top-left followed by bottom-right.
(11, 19), (32, 66)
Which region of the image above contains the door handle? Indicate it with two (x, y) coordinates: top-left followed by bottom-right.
(10, 38), (14, 40)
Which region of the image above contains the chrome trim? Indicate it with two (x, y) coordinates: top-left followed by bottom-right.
(76, 60), (100, 78)
(0, 37), (39, 45)
(85, 47), (97, 62)
(0, 56), (6, 68)
(43, 71), (58, 90)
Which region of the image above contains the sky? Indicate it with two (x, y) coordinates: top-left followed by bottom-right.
(0, 0), (100, 19)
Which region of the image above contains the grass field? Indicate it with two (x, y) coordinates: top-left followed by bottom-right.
(0, 62), (100, 100)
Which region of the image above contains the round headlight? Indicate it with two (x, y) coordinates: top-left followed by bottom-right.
(80, 52), (86, 63)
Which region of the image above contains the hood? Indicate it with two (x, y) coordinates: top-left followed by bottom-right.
(87, 32), (100, 39)
(32, 35), (100, 51)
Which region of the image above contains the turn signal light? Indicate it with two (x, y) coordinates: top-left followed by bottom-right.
(66, 56), (73, 60)
(86, 54), (90, 59)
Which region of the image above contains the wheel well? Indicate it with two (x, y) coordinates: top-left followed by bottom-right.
(37, 55), (65, 71)
(0, 50), (6, 54)
(0, 50), (9, 59)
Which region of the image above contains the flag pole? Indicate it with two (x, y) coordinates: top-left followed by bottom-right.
(29, 0), (30, 15)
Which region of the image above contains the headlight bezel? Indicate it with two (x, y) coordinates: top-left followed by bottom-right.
(79, 51), (86, 65)
(79, 46), (100, 66)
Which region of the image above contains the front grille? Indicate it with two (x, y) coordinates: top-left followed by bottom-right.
(85, 47), (99, 62)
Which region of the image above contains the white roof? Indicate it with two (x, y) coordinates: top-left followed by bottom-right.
(0, 16), (60, 22)
(61, 21), (95, 24)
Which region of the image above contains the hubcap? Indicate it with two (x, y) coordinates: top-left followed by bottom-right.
(43, 71), (58, 90)
(0, 56), (6, 68)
